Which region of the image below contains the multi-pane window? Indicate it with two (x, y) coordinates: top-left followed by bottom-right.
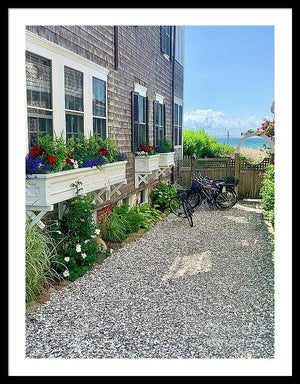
(131, 92), (148, 151)
(161, 26), (172, 58)
(92, 77), (106, 138)
(154, 101), (165, 148)
(26, 51), (53, 149)
(64, 66), (84, 139)
(174, 103), (183, 146)
(175, 26), (184, 66)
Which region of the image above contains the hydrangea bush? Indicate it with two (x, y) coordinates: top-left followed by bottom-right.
(49, 192), (108, 281)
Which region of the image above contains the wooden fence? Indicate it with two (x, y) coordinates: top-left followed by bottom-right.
(175, 157), (273, 199)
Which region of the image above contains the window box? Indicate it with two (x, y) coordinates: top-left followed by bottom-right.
(135, 155), (160, 173)
(158, 152), (175, 167)
(26, 160), (127, 207)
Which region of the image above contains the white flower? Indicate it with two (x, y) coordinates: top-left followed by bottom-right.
(57, 231), (62, 235)
(110, 249), (113, 254)
(95, 228), (100, 235)
(63, 270), (69, 277)
(73, 161), (79, 169)
(84, 239), (89, 244)
(81, 253), (87, 259)
(91, 235), (96, 238)
(64, 257), (70, 262)
(76, 244), (81, 253)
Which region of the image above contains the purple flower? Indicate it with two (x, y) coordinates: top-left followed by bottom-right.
(118, 153), (127, 161)
(26, 155), (46, 177)
(83, 156), (106, 168)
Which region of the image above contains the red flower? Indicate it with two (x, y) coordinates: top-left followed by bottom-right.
(47, 155), (56, 164)
(29, 150), (39, 158)
(98, 147), (109, 155)
(66, 157), (72, 165)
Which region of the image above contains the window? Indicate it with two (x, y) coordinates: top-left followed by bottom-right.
(153, 101), (166, 148)
(92, 77), (106, 138)
(131, 92), (148, 151)
(140, 189), (145, 203)
(174, 102), (183, 146)
(161, 26), (172, 58)
(64, 66), (84, 139)
(175, 26), (184, 65)
(26, 51), (53, 149)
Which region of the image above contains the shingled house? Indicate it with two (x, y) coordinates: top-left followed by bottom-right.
(25, 26), (184, 225)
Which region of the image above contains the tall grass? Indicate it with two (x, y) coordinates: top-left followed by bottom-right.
(183, 129), (235, 158)
(25, 223), (60, 302)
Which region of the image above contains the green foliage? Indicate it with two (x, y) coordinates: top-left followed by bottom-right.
(183, 129), (235, 158)
(150, 182), (177, 213)
(49, 194), (102, 281)
(156, 137), (173, 153)
(260, 164), (275, 226)
(101, 202), (163, 243)
(26, 222), (60, 302)
(134, 203), (163, 229)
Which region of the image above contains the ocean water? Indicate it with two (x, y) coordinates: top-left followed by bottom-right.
(216, 137), (270, 150)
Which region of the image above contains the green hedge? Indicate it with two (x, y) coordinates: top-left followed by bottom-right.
(260, 164), (275, 226)
(183, 129), (235, 158)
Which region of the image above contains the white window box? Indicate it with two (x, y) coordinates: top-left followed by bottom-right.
(135, 155), (160, 173)
(26, 160), (127, 208)
(134, 155), (160, 188)
(158, 152), (175, 167)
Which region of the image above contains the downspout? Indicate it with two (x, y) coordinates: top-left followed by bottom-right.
(114, 26), (119, 70)
(171, 26), (176, 183)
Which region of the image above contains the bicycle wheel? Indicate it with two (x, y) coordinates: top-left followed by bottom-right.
(183, 200), (194, 227)
(169, 196), (187, 217)
(215, 188), (237, 210)
(187, 191), (202, 210)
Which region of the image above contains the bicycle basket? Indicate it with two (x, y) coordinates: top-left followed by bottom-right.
(177, 189), (189, 199)
(224, 176), (239, 186)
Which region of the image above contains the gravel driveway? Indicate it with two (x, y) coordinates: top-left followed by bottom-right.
(26, 201), (274, 359)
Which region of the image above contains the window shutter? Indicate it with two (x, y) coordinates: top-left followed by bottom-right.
(153, 100), (159, 148)
(131, 91), (139, 152)
(145, 96), (149, 145)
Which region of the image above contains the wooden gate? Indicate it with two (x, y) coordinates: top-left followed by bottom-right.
(176, 157), (272, 199)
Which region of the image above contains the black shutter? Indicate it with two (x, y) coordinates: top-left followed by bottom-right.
(131, 91), (139, 152)
(145, 96), (149, 145)
(160, 26), (164, 53)
(153, 100), (159, 148)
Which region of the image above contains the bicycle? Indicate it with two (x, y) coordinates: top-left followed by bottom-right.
(187, 171), (239, 211)
(168, 180), (194, 227)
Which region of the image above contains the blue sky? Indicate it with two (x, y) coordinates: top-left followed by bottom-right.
(183, 26), (274, 138)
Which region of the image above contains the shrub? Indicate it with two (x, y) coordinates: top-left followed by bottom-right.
(150, 182), (177, 213)
(260, 164), (275, 226)
(183, 129), (235, 158)
(50, 194), (102, 281)
(26, 223), (60, 302)
(134, 203), (163, 229)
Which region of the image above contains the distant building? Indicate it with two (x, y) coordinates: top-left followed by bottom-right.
(270, 101), (275, 115)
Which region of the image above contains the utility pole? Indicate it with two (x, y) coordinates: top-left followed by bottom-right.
(227, 130), (229, 145)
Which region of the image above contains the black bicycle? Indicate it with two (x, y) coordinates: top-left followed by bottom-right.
(169, 183), (194, 227)
(187, 171), (239, 211)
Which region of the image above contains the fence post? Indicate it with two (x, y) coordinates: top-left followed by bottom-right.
(234, 153), (240, 197)
(190, 156), (196, 186)
(226, 157), (231, 176)
(270, 153), (275, 164)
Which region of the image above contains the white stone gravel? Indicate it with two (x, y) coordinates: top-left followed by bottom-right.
(26, 202), (274, 359)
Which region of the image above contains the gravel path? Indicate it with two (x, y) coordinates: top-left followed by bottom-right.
(26, 202), (274, 359)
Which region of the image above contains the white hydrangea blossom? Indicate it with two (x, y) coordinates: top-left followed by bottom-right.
(76, 244), (81, 253)
(63, 270), (69, 277)
(64, 257), (70, 262)
(81, 253), (87, 259)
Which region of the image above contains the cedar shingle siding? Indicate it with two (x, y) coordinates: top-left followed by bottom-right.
(26, 25), (183, 203)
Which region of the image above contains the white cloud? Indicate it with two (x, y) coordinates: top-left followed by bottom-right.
(183, 108), (271, 138)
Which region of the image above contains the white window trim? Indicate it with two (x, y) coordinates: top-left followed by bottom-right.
(174, 96), (183, 106)
(25, 31), (109, 152)
(155, 93), (164, 104)
(134, 83), (147, 97)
